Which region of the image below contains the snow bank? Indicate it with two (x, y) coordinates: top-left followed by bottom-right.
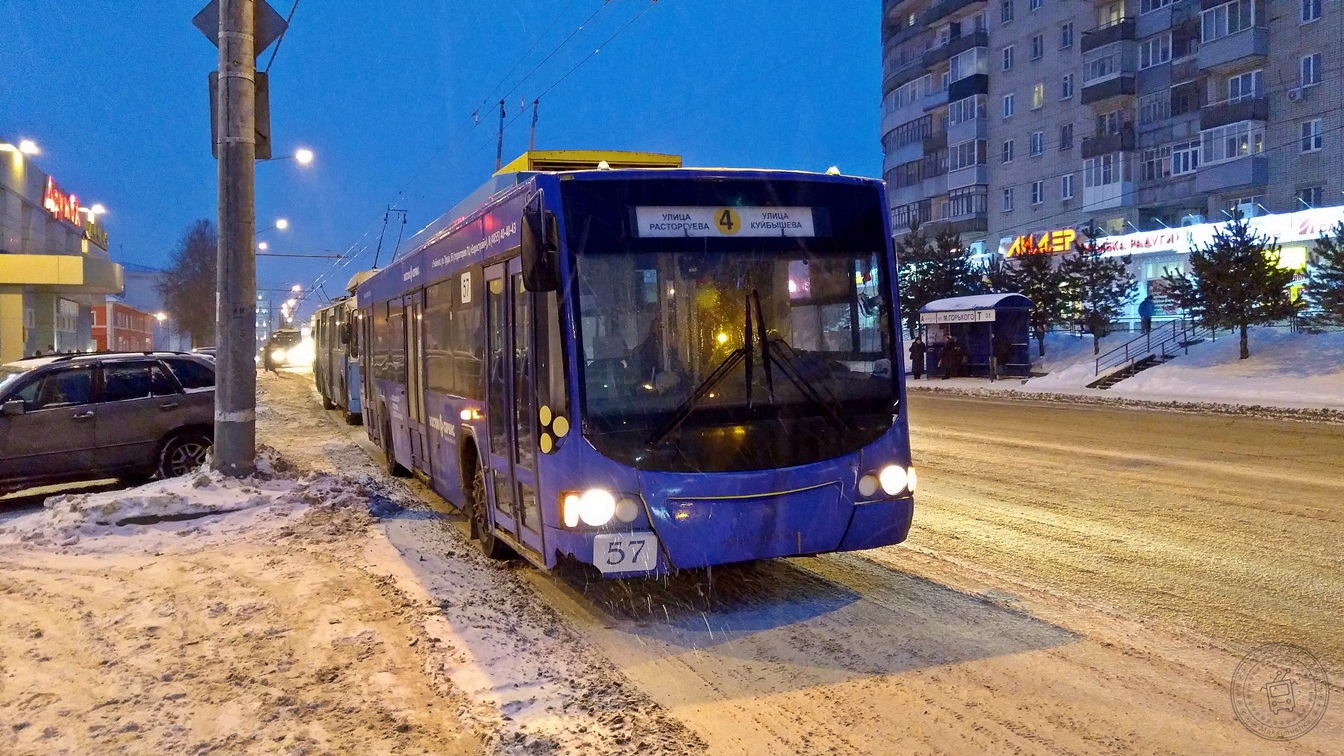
(909, 327), (1344, 411)
(0, 446), (372, 553)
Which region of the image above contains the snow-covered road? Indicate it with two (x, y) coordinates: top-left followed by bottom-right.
(1, 371), (1339, 754)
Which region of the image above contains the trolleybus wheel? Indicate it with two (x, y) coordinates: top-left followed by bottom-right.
(382, 416), (410, 478)
(470, 463), (512, 560)
(322, 394), (336, 410)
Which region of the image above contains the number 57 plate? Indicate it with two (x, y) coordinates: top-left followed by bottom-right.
(592, 532), (658, 574)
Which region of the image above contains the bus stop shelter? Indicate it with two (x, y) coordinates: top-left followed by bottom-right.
(919, 293), (1033, 378)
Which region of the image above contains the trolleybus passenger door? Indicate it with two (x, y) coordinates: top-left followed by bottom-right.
(483, 259), (545, 557)
(404, 292), (430, 475)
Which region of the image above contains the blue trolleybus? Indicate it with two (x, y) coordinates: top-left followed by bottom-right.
(356, 150), (915, 577)
(312, 271), (375, 425)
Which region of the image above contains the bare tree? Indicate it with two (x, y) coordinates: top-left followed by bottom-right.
(157, 219), (218, 347)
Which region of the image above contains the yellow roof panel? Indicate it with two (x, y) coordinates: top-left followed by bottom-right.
(496, 150), (682, 174)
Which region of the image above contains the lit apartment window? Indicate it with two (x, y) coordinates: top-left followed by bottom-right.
(1201, 0), (1256, 44)
(1139, 34), (1171, 69)
(1002, 0), (1015, 23)
(1300, 119), (1323, 152)
(1031, 180), (1045, 205)
(1031, 131), (1044, 155)
(1003, 45), (1015, 70)
(1060, 123), (1074, 149)
(1032, 82), (1045, 109)
(1302, 0), (1321, 22)
(1003, 93), (1016, 117)
(1060, 22), (1074, 48)
(1003, 188), (1015, 211)
(1227, 70), (1263, 102)
(1003, 139), (1016, 162)
(1061, 73), (1074, 99)
(1200, 121), (1265, 165)
(1031, 34), (1044, 60)
(1301, 53), (1322, 87)
(1297, 186), (1324, 207)
(1061, 174), (1075, 199)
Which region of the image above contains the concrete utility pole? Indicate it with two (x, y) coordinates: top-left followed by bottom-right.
(214, 0), (257, 476)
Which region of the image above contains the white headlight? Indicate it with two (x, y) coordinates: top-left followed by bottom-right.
(271, 348), (287, 362)
(578, 488), (616, 527)
(879, 465), (908, 496)
(858, 474), (880, 498)
(907, 466), (917, 493)
(614, 497), (640, 523)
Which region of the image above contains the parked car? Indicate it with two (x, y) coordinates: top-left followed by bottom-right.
(192, 347), (217, 360)
(0, 352), (216, 495)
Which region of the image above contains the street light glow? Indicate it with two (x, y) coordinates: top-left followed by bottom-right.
(155, 312), (168, 323)
(275, 218), (289, 230)
(291, 284), (302, 292)
(286, 298), (297, 307)
(294, 148), (314, 165)
(18, 139), (39, 155)
(258, 242), (269, 251)
(90, 203), (106, 215)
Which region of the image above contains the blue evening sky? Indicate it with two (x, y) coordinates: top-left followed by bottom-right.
(0, 1), (881, 317)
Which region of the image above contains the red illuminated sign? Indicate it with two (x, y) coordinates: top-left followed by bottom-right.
(42, 176), (81, 225)
(1007, 228), (1076, 256)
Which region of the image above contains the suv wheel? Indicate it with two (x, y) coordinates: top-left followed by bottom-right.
(157, 431), (212, 479)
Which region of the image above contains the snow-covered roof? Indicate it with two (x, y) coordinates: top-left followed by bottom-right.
(920, 293), (1032, 312)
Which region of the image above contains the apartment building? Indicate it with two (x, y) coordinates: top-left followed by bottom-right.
(881, 0), (1342, 259)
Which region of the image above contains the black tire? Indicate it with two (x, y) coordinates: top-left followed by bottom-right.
(157, 431), (212, 479)
(382, 417), (410, 478)
(322, 393), (337, 410)
(343, 409), (362, 426)
(468, 462), (512, 560)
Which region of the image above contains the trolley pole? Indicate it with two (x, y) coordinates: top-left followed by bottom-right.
(214, 0), (257, 476)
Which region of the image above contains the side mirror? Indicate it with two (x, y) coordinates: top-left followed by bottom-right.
(339, 322), (352, 345)
(521, 197), (559, 292)
(3, 400), (25, 417)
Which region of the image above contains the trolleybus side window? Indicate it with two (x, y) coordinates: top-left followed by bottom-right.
(425, 280), (454, 395)
(454, 268), (485, 400)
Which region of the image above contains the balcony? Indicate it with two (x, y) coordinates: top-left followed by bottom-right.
(1081, 19), (1136, 54)
(1200, 97), (1269, 130)
(1082, 127), (1136, 159)
(1081, 75), (1136, 105)
(922, 31), (988, 68)
(1195, 156), (1268, 193)
(923, 86), (949, 111)
(947, 116), (988, 144)
(948, 73), (989, 102)
(1136, 6), (1173, 37)
(947, 165), (988, 190)
(1083, 181), (1135, 211)
(923, 130), (948, 153)
(927, 215), (989, 235)
(922, 0), (986, 25)
(1197, 27), (1268, 71)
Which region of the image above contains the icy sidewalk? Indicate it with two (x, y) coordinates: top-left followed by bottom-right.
(0, 371), (701, 755)
(905, 327), (1344, 415)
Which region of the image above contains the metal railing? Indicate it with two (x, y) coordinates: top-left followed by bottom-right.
(1094, 317), (1209, 375)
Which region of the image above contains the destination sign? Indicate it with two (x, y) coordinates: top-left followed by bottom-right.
(635, 206), (816, 238)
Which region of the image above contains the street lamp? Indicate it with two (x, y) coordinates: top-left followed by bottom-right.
(259, 218), (290, 235)
(294, 148), (314, 166)
(155, 312), (167, 323)
(18, 139), (39, 155)
(258, 242), (269, 251)
(291, 284), (302, 293)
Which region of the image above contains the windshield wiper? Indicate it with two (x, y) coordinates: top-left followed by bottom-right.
(749, 290), (845, 432)
(648, 293), (760, 445)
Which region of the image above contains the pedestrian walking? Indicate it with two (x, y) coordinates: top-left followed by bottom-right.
(908, 335), (926, 380)
(1139, 295), (1156, 334)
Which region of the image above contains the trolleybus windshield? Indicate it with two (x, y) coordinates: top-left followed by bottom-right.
(563, 178), (898, 473)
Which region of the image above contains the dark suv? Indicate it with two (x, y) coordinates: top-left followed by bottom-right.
(0, 352), (216, 495)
